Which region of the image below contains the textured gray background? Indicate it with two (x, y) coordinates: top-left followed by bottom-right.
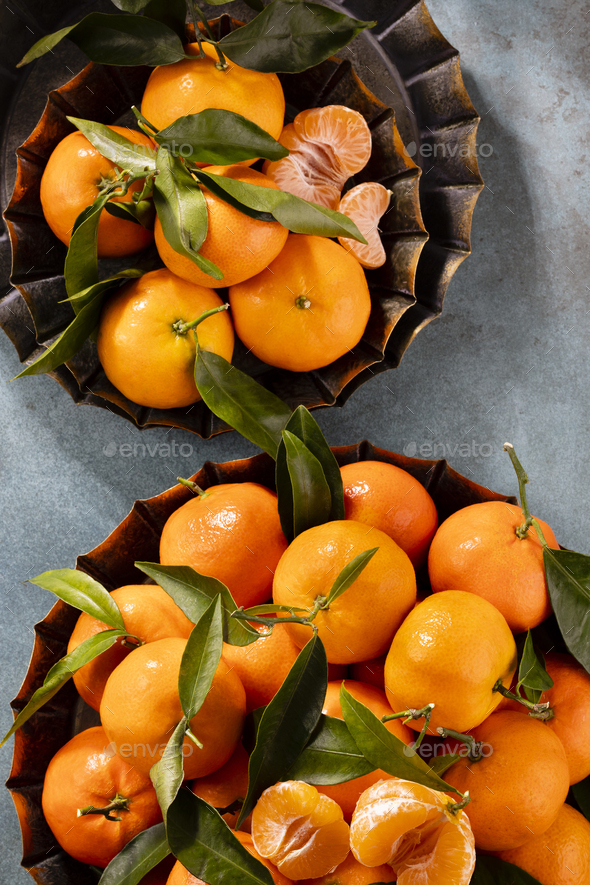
(1, 0), (590, 879)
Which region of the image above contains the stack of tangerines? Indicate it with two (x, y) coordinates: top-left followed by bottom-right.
(39, 41), (393, 410)
(34, 458), (590, 885)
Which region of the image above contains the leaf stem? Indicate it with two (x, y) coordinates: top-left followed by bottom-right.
(436, 727), (485, 763)
(493, 679), (553, 718)
(503, 442), (550, 550)
(447, 791), (471, 814)
(177, 477), (208, 497)
(186, 728), (203, 749)
(191, 4), (228, 69)
(77, 793), (130, 821)
(173, 303), (229, 336)
(382, 703), (435, 750)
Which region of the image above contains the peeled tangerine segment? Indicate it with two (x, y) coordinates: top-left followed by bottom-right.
(264, 106), (372, 210)
(338, 182), (391, 269)
(251, 781), (350, 880)
(350, 780), (475, 885)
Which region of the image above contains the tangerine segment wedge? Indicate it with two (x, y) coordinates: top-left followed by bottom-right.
(264, 105), (371, 210)
(350, 780), (475, 885)
(337, 183), (391, 269)
(251, 781), (350, 880)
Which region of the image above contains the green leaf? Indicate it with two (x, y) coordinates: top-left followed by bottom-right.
(154, 109), (288, 165)
(153, 149), (221, 280)
(12, 291), (106, 377)
(429, 753), (463, 776)
(205, 0), (264, 9)
(179, 596), (223, 720)
(282, 430), (332, 538)
(193, 168), (367, 242)
(28, 569), (125, 628)
(516, 629), (554, 704)
(143, 0), (187, 40)
(544, 548), (590, 674)
(218, 0), (375, 73)
(98, 823), (170, 885)
(286, 406), (345, 521)
(111, 0), (149, 11)
(573, 774), (590, 821)
(18, 13), (185, 68)
(63, 270), (143, 310)
(1, 629), (126, 747)
(194, 350), (291, 459)
(150, 717), (188, 819)
(167, 789), (274, 885)
(287, 714), (374, 785)
(340, 686), (461, 796)
(135, 563), (259, 647)
(242, 604), (308, 616)
(64, 191), (113, 300)
(470, 856), (542, 884)
(237, 631), (327, 827)
(324, 547), (379, 607)
(67, 117), (156, 176)
(104, 199), (155, 228)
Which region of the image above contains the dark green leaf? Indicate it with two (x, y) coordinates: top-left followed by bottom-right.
(282, 430), (332, 538)
(573, 775), (590, 821)
(28, 569), (125, 628)
(428, 752), (463, 776)
(13, 291), (105, 377)
(167, 789), (274, 885)
(63, 270), (143, 310)
(135, 563), (259, 647)
(99, 822), (170, 885)
(150, 717), (188, 818)
(67, 117), (156, 175)
(470, 856), (542, 885)
(194, 350), (291, 459)
(237, 632), (327, 826)
(285, 406), (344, 521)
(111, 0), (149, 11)
(154, 109), (288, 165)
(144, 0), (187, 40)
(242, 706), (266, 756)
(340, 686), (461, 795)
(1, 630), (126, 746)
(218, 1), (375, 73)
(104, 199), (155, 228)
(153, 149), (221, 280)
(242, 0), (265, 10)
(242, 604), (308, 616)
(65, 191), (112, 299)
(287, 714), (374, 785)
(179, 596), (223, 720)
(517, 629), (554, 704)
(325, 547), (379, 607)
(194, 168), (367, 242)
(19, 13), (185, 67)
(544, 548), (590, 674)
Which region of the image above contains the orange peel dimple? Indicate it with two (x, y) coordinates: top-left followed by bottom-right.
(251, 781), (350, 880)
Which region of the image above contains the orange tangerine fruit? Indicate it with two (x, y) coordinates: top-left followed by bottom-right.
(384, 591), (517, 734)
(317, 680), (412, 820)
(350, 779), (475, 885)
(41, 726), (161, 868)
(222, 622), (300, 713)
(166, 830), (292, 885)
(341, 460), (439, 569)
(67, 583), (193, 711)
(350, 653), (387, 690)
(100, 638), (246, 778)
(297, 852), (396, 885)
(251, 781), (350, 879)
(273, 519), (416, 664)
(189, 742), (249, 830)
(159, 481), (288, 610)
(97, 268), (233, 410)
(141, 42), (285, 147)
(337, 183), (391, 268)
(154, 165), (288, 289)
(444, 710), (570, 852)
(40, 126), (155, 258)
(264, 105), (372, 209)
(428, 501), (559, 633)
(494, 802), (590, 885)
(229, 234), (372, 373)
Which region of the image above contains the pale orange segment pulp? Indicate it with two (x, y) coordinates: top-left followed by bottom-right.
(338, 182), (391, 269)
(350, 780), (475, 885)
(264, 105), (371, 209)
(251, 781), (350, 880)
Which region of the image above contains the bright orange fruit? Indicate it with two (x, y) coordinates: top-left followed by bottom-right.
(337, 183), (391, 268)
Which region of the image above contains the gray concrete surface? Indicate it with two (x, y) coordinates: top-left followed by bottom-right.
(1, 0), (590, 879)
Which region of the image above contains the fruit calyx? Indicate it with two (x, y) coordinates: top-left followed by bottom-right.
(383, 703), (435, 750)
(437, 727), (485, 763)
(77, 792), (130, 821)
(172, 303), (230, 336)
(295, 295), (312, 310)
(492, 679), (554, 720)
